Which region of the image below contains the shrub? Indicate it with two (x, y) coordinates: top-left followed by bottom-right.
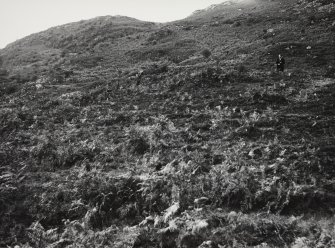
(128, 137), (150, 155)
(233, 21), (241, 27)
(246, 17), (257, 25)
(0, 68), (8, 77)
(0, 82), (20, 96)
(222, 19), (234, 25)
(201, 48), (212, 59)
(236, 64), (248, 74)
(325, 65), (335, 78)
(147, 29), (174, 42)
(70, 55), (103, 68)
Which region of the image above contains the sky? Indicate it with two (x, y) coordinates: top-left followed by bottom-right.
(0, 0), (226, 48)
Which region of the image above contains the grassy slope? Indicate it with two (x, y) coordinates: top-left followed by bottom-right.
(1, 0), (335, 247)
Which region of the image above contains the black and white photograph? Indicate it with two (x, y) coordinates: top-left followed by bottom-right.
(1, 0), (335, 247)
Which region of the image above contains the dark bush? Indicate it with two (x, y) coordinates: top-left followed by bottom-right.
(128, 137), (150, 155)
(0, 68), (8, 77)
(174, 39), (197, 48)
(147, 29), (174, 43)
(233, 21), (241, 27)
(236, 64), (248, 74)
(201, 48), (212, 59)
(0, 83), (20, 96)
(325, 65), (335, 78)
(222, 19), (234, 25)
(246, 17), (259, 26)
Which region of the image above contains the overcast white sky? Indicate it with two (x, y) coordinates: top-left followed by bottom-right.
(0, 0), (226, 48)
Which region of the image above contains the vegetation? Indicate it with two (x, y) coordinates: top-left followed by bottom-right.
(201, 49), (212, 59)
(0, 0), (335, 247)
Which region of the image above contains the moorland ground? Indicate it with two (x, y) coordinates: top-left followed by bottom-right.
(1, 0), (335, 247)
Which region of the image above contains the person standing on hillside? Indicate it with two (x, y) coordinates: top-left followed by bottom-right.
(136, 70), (143, 86)
(276, 54), (285, 73)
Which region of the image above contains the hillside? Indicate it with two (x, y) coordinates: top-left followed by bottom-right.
(1, 0), (335, 247)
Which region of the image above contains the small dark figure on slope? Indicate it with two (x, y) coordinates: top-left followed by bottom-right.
(276, 54), (285, 72)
